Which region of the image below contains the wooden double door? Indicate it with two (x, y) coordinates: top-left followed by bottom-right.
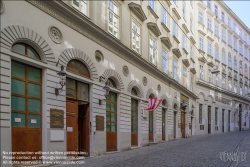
(181, 111), (186, 138)
(66, 100), (89, 156)
(131, 99), (138, 146)
(208, 106), (211, 134)
(149, 111), (154, 141)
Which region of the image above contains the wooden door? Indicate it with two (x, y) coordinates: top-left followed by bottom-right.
(66, 100), (78, 155)
(78, 104), (89, 155)
(174, 112), (176, 139)
(222, 109), (225, 132)
(208, 106), (211, 134)
(106, 92), (117, 152)
(131, 99), (138, 146)
(228, 111), (230, 132)
(11, 61), (42, 161)
(149, 111), (154, 141)
(181, 111), (185, 138)
(162, 109), (165, 141)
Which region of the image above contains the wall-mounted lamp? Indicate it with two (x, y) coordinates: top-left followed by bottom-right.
(55, 65), (67, 96)
(99, 80), (110, 105)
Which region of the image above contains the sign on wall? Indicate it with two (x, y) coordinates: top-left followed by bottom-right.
(96, 115), (104, 131)
(50, 109), (64, 128)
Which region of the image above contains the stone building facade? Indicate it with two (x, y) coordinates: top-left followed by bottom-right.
(0, 0), (249, 166)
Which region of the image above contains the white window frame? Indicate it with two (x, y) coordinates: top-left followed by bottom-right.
(199, 11), (203, 24)
(214, 5), (218, 16)
(208, 69), (212, 83)
(190, 75), (194, 92)
(173, 59), (178, 81)
(162, 50), (168, 74)
(222, 51), (226, 64)
(208, 42), (212, 56)
(234, 38), (237, 50)
(173, 20), (178, 37)
(234, 59), (237, 70)
(221, 12), (224, 22)
(183, 33), (187, 49)
(215, 74), (219, 86)
(183, 67), (187, 87)
(228, 56), (232, 68)
(228, 35), (231, 45)
(222, 30), (225, 41)
(149, 0), (155, 11)
(207, 0), (211, 8)
(199, 37), (204, 51)
(72, 0), (88, 16)
(149, 36), (157, 66)
(108, 1), (119, 38)
(215, 47), (219, 60)
(228, 18), (231, 28)
(183, 3), (186, 21)
(162, 6), (167, 25)
(200, 65), (204, 80)
(222, 77), (226, 88)
(131, 19), (141, 54)
(207, 17), (212, 30)
(215, 24), (219, 36)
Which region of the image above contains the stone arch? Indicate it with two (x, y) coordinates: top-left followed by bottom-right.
(160, 94), (169, 107)
(198, 92), (206, 101)
(207, 95), (214, 103)
(146, 88), (158, 99)
(1, 25), (56, 65)
(101, 69), (124, 91)
(127, 80), (144, 98)
(58, 48), (98, 81)
(172, 98), (179, 110)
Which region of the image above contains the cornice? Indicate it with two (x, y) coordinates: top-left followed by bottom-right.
(26, 0), (198, 100)
(196, 79), (250, 103)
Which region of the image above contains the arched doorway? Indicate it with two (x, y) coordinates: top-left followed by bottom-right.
(131, 88), (138, 146)
(173, 103), (178, 139)
(106, 78), (117, 152)
(66, 59), (90, 156)
(11, 43), (42, 160)
(149, 94), (155, 142)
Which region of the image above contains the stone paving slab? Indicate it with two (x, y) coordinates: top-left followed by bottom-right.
(52, 131), (250, 167)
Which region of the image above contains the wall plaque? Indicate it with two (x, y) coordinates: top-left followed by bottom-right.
(50, 109), (64, 128)
(96, 115), (104, 131)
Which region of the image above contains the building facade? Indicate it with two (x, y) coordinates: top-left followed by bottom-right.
(0, 0), (249, 166)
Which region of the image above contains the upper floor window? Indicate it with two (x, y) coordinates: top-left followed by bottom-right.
(240, 86), (243, 95)
(228, 34), (232, 46)
(233, 23), (236, 32)
(245, 64), (248, 77)
(162, 6), (167, 25)
(207, 0), (211, 8)
(173, 60), (178, 81)
(11, 43), (40, 60)
(198, 11), (203, 23)
(222, 51), (226, 64)
(222, 77), (226, 88)
(244, 33), (247, 42)
(234, 58), (237, 70)
(229, 80), (232, 91)
(249, 66), (250, 78)
(239, 44), (243, 55)
(245, 48), (248, 58)
(131, 20), (140, 54)
(208, 69), (212, 83)
(233, 38), (237, 50)
(183, 68), (187, 87)
(190, 45), (193, 59)
(215, 47), (219, 60)
(207, 18), (212, 30)
(221, 12), (224, 22)
(228, 55), (232, 68)
(215, 75), (219, 86)
(239, 29), (242, 38)
(234, 82), (237, 93)
(199, 37), (204, 51)
(183, 3), (186, 20)
(215, 24), (219, 36)
(222, 30), (225, 41)
(108, 1), (119, 38)
(149, 38), (157, 65)
(200, 65), (204, 80)
(208, 42), (212, 56)
(72, 0), (88, 16)
(149, 0), (155, 11)
(190, 18), (193, 33)
(240, 61), (243, 74)
(173, 0), (177, 5)
(162, 50), (168, 73)
(228, 18), (231, 28)
(214, 5), (218, 16)
(182, 34), (187, 49)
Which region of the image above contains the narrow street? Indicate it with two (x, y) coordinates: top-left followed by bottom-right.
(54, 131), (250, 167)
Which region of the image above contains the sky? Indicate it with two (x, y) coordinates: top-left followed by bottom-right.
(224, 1), (250, 30)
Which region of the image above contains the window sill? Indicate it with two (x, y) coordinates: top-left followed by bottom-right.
(198, 21), (205, 27)
(161, 22), (170, 33)
(207, 28), (213, 33)
(215, 59), (220, 63)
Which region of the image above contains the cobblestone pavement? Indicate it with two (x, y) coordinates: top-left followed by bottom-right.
(53, 131), (250, 167)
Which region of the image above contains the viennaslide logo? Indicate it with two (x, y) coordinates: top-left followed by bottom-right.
(220, 147), (247, 166)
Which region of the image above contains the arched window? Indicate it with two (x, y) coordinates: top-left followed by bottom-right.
(245, 64), (248, 77)
(239, 61), (243, 74)
(108, 78), (116, 88)
(234, 57), (237, 70)
(11, 43), (40, 60)
(228, 54), (232, 68)
(131, 88), (137, 96)
(66, 59), (90, 78)
(162, 99), (167, 107)
(174, 103), (177, 110)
